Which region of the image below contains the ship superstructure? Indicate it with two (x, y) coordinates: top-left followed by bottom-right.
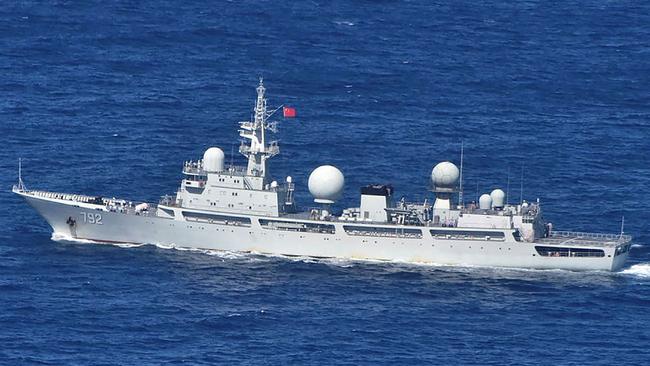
(171, 80), (294, 218)
(13, 80), (632, 271)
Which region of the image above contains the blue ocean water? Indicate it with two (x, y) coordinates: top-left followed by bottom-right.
(2, 0), (650, 364)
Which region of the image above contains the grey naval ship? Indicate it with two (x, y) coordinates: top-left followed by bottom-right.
(13, 80), (632, 271)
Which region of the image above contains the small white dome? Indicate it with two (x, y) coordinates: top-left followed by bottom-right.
(479, 194), (492, 210)
(431, 161), (460, 188)
(490, 189), (506, 208)
(203, 147), (225, 172)
(308, 165), (344, 204)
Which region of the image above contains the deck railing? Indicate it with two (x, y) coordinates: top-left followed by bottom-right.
(182, 164), (257, 178)
(549, 230), (631, 243)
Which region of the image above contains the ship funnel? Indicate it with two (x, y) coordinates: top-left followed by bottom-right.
(479, 194), (492, 210)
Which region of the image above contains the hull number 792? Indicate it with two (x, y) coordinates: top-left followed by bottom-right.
(81, 212), (103, 225)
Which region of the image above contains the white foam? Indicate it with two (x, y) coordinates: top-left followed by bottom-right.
(620, 263), (650, 278)
(333, 20), (355, 26)
(150, 243), (250, 260)
(51, 232), (147, 248)
(50, 235), (252, 260)
(51, 232), (96, 244)
(112, 243), (146, 248)
(153, 243), (176, 250)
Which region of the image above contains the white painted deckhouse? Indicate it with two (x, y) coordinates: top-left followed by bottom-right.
(13, 80), (632, 271)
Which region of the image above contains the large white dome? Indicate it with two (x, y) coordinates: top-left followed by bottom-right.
(308, 165), (345, 204)
(490, 189), (506, 208)
(479, 194), (492, 210)
(203, 147), (225, 172)
(431, 161), (460, 188)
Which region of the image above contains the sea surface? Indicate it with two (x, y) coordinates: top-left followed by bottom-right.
(2, 1), (650, 365)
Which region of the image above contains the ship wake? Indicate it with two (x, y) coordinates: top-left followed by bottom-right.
(620, 263), (650, 278)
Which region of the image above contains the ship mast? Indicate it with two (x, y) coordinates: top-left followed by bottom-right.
(238, 78), (279, 182)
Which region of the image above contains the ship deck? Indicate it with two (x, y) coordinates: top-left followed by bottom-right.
(15, 188), (160, 217)
(535, 231), (631, 248)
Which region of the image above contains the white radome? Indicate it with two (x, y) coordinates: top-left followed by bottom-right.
(431, 161), (460, 188)
(308, 165), (345, 204)
(479, 194), (493, 210)
(490, 189), (506, 208)
(203, 147), (225, 172)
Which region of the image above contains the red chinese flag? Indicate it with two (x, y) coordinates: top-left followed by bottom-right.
(283, 106), (296, 118)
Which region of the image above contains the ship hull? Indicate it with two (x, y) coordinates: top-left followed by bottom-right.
(20, 192), (629, 272)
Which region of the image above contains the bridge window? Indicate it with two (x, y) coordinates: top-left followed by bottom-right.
(159, 208), (175, 217)
(615, 244), (630, 257)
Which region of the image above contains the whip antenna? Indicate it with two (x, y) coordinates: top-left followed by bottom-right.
(506, 166), (510, 205)
(519, 163), (524, 204)
(620, 216), (625, 239)
(459, 141), (464, 208)
(17, 158), (25, 191)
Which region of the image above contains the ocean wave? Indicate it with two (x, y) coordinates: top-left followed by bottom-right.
(333, 20), (355, 26)
(620, 264), (650, 278)
(151, 243), (253, 261)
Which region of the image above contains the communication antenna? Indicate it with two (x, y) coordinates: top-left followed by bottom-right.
(619, 216), (625, 239)
(19, 158), (24, 189)
(458, 141), (464, 207)
(475, 181), (479, 204)
(519, 163), (524, 204)
(230, 143), (235, 169)
(506, 166), (511, 205)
